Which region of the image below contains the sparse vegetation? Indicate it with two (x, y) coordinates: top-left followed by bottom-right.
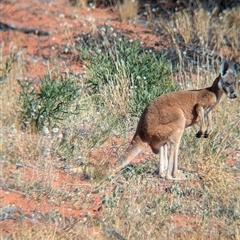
(1, 1), (240, 239)
(18, 73), (81, 131)
(157, 3), (240, 60)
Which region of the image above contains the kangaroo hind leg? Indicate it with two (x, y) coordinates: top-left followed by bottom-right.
(165, 121), (186, 180)
(159, 143), (168, 178)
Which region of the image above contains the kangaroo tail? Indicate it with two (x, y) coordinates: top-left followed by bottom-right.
(113, 134), (146, 173)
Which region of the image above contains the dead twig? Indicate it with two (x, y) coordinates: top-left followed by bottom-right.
(0, 21), (50, 36)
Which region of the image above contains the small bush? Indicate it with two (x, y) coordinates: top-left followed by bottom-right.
(77, 27), (177, 116)
(18, 74), (81, 131)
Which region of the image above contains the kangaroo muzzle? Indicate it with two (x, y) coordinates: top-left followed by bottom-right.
(226, 86), (237, 99)
(228, 92), (237, 99)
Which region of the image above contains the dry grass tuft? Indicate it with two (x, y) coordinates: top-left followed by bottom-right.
(215, 7), (240, 54)
(159, 5), (240, 58)
(0, 52), (24, 127)
(99, 60), (134, 118)
(70, 0), (88, 8)
(117, 0), (139, 22)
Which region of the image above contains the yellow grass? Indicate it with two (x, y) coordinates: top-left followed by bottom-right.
(117, 0), (139, 22)
(159, 5), (240, 58)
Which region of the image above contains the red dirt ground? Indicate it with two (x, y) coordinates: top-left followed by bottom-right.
(0, 0), (167, 79)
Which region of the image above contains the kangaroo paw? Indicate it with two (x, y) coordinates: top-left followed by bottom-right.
(204, 130), (212, 138)
(203, 132), (209, 138)
(196, 131), (202, 138)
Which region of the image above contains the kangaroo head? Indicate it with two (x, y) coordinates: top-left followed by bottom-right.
(219, 61), (238, 99)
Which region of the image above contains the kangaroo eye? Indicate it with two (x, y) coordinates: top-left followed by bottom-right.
(224, 82), (231, 86)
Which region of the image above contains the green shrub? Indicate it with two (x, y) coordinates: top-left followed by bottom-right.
(18, 74), (81, 131)
(77, 28), (177, 116)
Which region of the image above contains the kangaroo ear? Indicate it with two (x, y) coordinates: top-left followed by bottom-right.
(221, 60), (236, 76)
(220, 61), (230, 76)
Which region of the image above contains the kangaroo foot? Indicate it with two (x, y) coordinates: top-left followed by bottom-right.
(159, 171), (167, 179)
(166, 170), (187, 181)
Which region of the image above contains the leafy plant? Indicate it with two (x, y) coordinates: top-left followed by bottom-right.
(78, 29), (177, 116)
(18, 74), (81, 131)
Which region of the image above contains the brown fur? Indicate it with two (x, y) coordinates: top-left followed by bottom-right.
(113, 61), (238, 180)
